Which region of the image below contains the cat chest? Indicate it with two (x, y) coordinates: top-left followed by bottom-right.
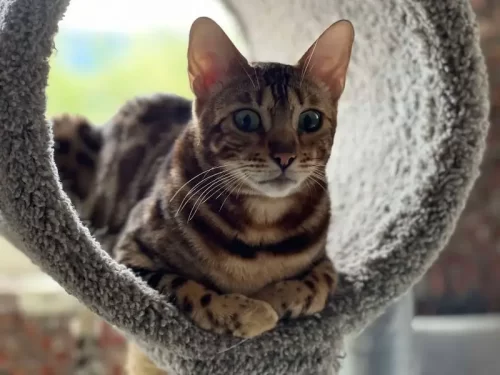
(198, 238), (324, 295)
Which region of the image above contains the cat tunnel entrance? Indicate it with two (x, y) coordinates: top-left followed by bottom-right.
(0, 0), (489, 374)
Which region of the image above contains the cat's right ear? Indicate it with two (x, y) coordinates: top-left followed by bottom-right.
(188, 17), (249, 101)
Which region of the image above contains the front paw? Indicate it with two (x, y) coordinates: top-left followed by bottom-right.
(150, 275), (278, 338)
(253, 280), (329, 319)
(193, 294), (278, 338)
(253, 259), (336, 319)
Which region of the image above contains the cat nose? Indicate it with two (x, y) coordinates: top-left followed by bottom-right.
(272, 152), (296, 170)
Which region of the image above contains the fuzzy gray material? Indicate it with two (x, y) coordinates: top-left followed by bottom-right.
(0, 0), (489, 373)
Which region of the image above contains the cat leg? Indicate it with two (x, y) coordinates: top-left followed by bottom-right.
(129, 268), (278, 338)
(251, 257), (337, 319)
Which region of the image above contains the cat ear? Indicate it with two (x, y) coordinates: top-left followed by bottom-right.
(188, 17), (249, 100)
(297, 20), (354, 98)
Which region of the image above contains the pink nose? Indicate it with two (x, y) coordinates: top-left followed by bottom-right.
(272, 152), (296, 170)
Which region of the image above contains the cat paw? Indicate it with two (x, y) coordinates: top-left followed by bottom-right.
(229, 296), (279, 338)
(149, 275), (279, 338)
(195, 294), (278, 338)
(252, 272), (334, 319)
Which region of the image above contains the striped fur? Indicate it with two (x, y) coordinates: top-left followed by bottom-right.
(51, 17), (353, 375)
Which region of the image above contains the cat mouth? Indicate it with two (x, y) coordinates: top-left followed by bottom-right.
(258, 175), (296, 185)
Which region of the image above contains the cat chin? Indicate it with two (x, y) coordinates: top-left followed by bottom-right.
(252, 179), (302, 198)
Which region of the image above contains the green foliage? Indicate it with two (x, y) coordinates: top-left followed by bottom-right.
(46, 31), (193, 124)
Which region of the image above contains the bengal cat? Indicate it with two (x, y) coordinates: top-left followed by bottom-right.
(51, 17), (354, 374)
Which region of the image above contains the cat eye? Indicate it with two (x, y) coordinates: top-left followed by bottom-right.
(233, 109), (261, 132)
(298, 110), (322, 133)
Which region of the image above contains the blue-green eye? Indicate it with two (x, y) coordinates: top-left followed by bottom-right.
(298, 110), (322, 133)
(233, 109), (261, 132)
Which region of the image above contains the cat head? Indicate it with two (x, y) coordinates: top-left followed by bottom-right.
(187, 17), (354, 198)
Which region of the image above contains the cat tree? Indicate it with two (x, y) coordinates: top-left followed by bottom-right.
(0, 0), (489, 374)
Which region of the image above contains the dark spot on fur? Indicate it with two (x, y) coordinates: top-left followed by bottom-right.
(255, 88), (264, 106)
(294, 88), (304, 105)
(129, 266), (150, 279)
(54, 139), (71, 154)
(182, 297), (193, 314)
(304, 280), (315, 291)
(133, 236), (158, 260)
(116, 145), (146, 197)
(155, 199), (165, 219)
(200, 293), (212, 307)
(88, 194), (108, 228)
(296, 287), (302, 293)
(167, 294), (177, 304)
(281, 302), (287, 310)
(303, 295), (313, 312)
(311, 274), (319, 282)
(323, 273), (334, 286)
(147, 271), (165, 289)
(76, 151), (95, 169)
(78, 122), (102, 152)
(206, 310), (218, 326)
(58, 167), (77, 180)
(171, 277), (187, 290)
(149, 198), (166, 230)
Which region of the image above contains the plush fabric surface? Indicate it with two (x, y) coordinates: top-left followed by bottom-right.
(0, 0), (489, 373)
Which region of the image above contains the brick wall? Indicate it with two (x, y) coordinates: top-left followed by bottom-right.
(416, 0), (500, 315)
(0, 295), (126, 375)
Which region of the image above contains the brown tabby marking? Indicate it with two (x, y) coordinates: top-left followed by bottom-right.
(51, 17), (354, 375)
(52, 114), (102, 205)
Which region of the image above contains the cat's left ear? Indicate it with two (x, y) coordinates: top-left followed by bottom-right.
(297, 20), (354, 98)
(188, 17), (250, 101)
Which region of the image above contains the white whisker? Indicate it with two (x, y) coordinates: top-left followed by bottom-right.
(215, 338), (251, 355)
(201, 174), (242, 206)
(170, 165), (226, 202)
(235, 176), (247, 198)
(176, 168), (235, 215)
(219, 173), (246, 212)
(187, 174), (240, 221)
(308, 174), (328, 193)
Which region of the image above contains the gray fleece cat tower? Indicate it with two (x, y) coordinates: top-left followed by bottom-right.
(0, 0), (490, 374)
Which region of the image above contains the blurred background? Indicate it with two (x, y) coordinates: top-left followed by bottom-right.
(0, 0), (499, 373)
(414, 0), (500, 316)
